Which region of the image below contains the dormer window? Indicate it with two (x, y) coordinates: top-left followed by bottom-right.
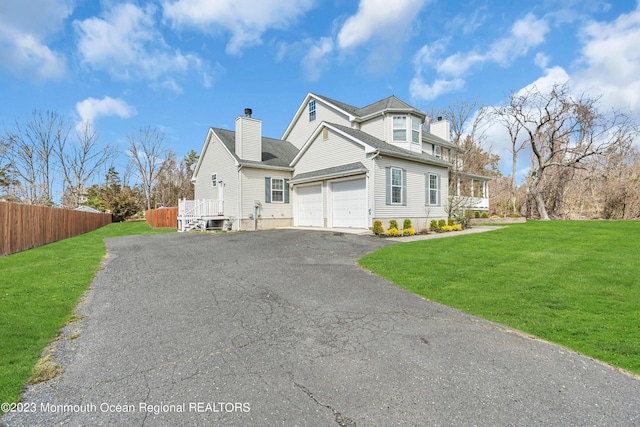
(411, 117), (421, 145)
(309, 100), (316, 122)
(393, 116), (407, 141)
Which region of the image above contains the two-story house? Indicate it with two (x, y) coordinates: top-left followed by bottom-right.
(181, 93), (489, 231)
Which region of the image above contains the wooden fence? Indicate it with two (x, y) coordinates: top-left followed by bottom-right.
(146, 207), (178, 229)
(0, 201), (112, 257)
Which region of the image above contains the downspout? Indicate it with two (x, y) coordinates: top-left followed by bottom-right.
(370, 150), (381, 227)
(237, 164), (243, 231)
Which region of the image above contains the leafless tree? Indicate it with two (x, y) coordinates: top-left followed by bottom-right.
(493, 107), (526, 213)
(505, 83), (637, 219)
(127, 126), (168, 211)
(56, 122), (115, 208)
(2, 111), (70, 204)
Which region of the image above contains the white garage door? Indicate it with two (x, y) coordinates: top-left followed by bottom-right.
(331, 178), (367, 228)
(296, 184), (323, 227)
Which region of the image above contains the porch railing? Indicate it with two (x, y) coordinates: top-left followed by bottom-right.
(177, 199), (224, 231)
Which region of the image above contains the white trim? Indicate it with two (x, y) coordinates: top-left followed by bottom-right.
(390, 166), (403, 205)
(289, 122), (376, 167)
(271, 177), (285, 203)
(193, 128), (240, 179)
(281, 93), (356, 141)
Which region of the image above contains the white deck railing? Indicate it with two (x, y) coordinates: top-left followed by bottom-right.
(177, 199), (224, 231)
(178, 199), (223, 218)
(466, 197), (489, 210)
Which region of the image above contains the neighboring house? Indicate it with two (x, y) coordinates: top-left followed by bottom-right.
(183, 94), (490, 231)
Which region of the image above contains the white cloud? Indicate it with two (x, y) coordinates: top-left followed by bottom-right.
(76, 96), (136, 125)
(162, 0), (315, 55)
(409, 76), (465, 101)
(75, 3), (206, 87)
(535, 52), (550, 69)
(337, 0), (430, 50)
(411, 13), (550, 101)
(302, 37), (334, 81)
(0, 0), (71, 81)
(573, 4), (640, 116)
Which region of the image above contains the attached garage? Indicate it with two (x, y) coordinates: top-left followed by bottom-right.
(295, 184), (323, 227)
(331, 178), (367, 228)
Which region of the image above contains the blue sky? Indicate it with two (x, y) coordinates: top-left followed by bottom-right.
(2, 0), (639, 183)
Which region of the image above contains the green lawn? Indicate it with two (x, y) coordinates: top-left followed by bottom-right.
(359, 221), (640, 375)
(0, 222), (174, 406)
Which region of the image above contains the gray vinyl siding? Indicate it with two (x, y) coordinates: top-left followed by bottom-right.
(240, 167), (293, 220)
(286, 100), (353, 149)
(194, 133), (239, 218)
(295, 129), (368, 175)
(359, 114), (385, 141)
(235, 117), (262, 162)
(373, 155), (448, 219)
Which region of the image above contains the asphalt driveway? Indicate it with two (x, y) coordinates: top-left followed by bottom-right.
(3, 230), (640, 426)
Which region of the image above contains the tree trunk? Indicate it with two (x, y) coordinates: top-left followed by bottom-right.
(529, 175), (550, 220)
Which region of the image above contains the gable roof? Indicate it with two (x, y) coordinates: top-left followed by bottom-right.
(282, 93), (427, 140)
(327, 123), (452, 168)
(212, 128), (298, 169)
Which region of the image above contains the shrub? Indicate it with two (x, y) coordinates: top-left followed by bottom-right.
(372, 220), (385, 235)
(438, 219), (446, 229)
(510, 213), (522, 218)
(441, 224), (463, 232)
(389, 219), (399, 231)
(447, 218), (455, 226)
(403, 227), (416, 236)
(475, 211), (480, 218)
(403, 219), (412, 230)
(429, 220), (438, 231)
(386, 227), (402, 237)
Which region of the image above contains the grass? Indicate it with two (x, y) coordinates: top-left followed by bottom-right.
(359, 221), (640, 375)
(0, 222), (174, 406)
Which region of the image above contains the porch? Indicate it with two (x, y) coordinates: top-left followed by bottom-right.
(455, 173), (490, 211)
(177, 199), (225, 232)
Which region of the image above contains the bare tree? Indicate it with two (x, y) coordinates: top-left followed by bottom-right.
(127, 126), (167, 211)
(56, 122), (114, 208)
(505, 83), (637, 219)
(2, 111), (70, 204)
(493, 107), (526, 213)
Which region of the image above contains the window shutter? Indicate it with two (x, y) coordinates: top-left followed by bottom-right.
(402, 169), (407, 206)
(265, 177), (271, 203)
(437, 174), (441, 206)
(284, 179), (290, 203)
(385, 167), (391, 205)
(425, 173), (428, 205)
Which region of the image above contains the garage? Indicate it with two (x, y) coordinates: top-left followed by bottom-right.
(331, 178), (367, 228)
(295, 184), (323, 227)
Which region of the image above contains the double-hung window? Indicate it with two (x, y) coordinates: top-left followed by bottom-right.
(392, 116), (407, 142)
(411, 117), (421, 145)
(428, 173), (440, 205)
(271, 178), (284, 202)
(309, 100), (316, 122)
(386, 167), (406, 205)
(265, 177), (289, 203)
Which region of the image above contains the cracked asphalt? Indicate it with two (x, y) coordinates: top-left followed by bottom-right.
(3, 229), (640, 426)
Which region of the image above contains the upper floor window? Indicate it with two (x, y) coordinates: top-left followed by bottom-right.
(211, 173), (217, 187)
(432, 145), (442, 158)
(309, 100), (316, 122)
(393, 116), (407, 141)
(411, 117), (421, 145)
